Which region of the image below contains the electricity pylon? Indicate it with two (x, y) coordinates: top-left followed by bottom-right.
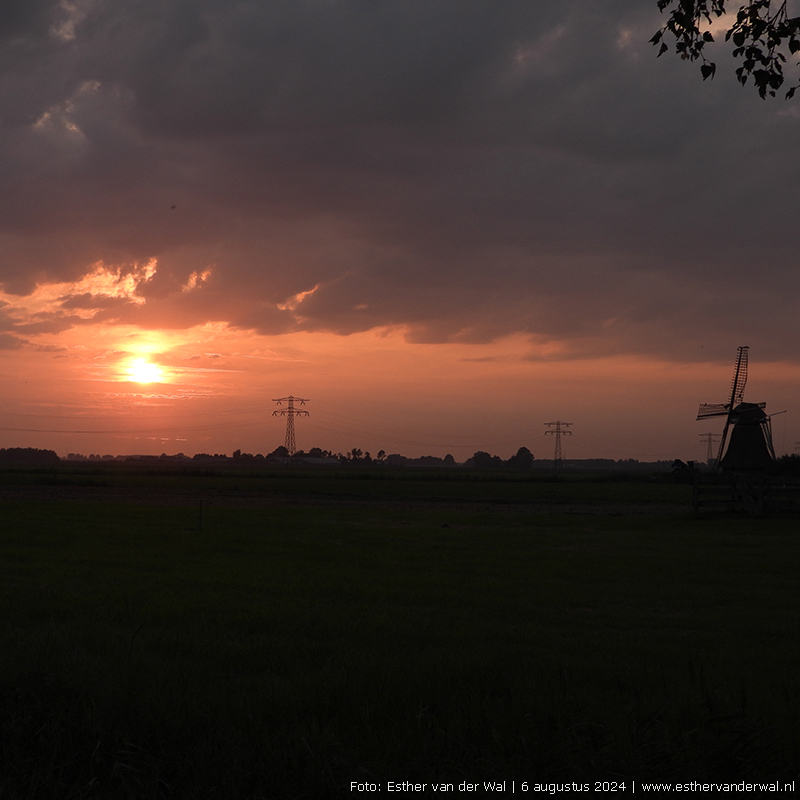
(699, 432), (720, 466)
(544, 421), (572, 469)
(272, 396), (309, 456)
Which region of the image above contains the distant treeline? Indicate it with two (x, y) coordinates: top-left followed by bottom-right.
(0, 447), (60, 464)
(54, 446), (675, 471)
(464, 447), (533, 469)
(11, 447), (796, 473)
(772, 454), (800, 476)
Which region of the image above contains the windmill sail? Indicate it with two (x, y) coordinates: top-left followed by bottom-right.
(696, 347), (749, 424)
(715, 346), (749, 464)
(697, 403), (728, 419)
(728, 346), (748, 408)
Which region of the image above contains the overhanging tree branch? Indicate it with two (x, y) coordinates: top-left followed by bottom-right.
(652, 0), (800, 98)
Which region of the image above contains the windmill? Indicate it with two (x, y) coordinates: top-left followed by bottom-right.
(696, 346), (775, 471)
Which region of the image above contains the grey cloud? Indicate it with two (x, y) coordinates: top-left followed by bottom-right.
(14, 314), (86, 335)
(0, 0), (58, 40)
(59, 292), (135, 309)
(1, 1), (799, 362)
(0, 332), (28, 349)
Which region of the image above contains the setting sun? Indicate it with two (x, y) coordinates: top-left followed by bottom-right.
(127, 358), (164, 383)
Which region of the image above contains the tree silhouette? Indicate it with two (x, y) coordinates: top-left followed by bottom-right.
(506, 446), (534, 469)
(468, 451), (504, 469)
(652, 0), (800, 98)
(0, 447), (60, 465)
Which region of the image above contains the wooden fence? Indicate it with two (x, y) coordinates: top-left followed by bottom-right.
(693, 473), (800, 516)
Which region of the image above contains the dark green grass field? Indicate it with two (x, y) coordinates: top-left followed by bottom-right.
(0, 468), (798, 797)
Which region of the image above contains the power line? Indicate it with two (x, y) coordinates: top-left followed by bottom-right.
(311, 408), (489, 441)
(0, 419), (258, 435)
(304, 419), (517, 451)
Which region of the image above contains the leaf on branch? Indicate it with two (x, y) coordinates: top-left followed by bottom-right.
(700, 63), (717, 80)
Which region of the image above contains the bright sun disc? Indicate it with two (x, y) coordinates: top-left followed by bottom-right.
(128, 358), (164, 383)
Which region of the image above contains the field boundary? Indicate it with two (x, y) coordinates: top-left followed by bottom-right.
(693, 473), (800, 516)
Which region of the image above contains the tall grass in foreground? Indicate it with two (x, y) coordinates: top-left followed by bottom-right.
(0, 499), (798, 797)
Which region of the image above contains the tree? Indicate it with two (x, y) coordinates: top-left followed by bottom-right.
(468, 451), (504, 470)
(506, 446), (534, 470)
(0, 447), (60, 465)
(652, 1), (800, 98)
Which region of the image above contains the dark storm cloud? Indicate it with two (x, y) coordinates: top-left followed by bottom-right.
(13, 314), (86, 335)
(0, 332), (27, 349)
(0, 0), (59, 41)
(1, 0), (799, 361)
(59, 292), (135, 309)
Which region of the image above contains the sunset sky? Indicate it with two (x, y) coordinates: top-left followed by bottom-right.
(1, 0), (799, 461)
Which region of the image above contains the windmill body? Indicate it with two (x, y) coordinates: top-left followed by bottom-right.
(696, 347), (775, 471)
(717, 402), (775, 470)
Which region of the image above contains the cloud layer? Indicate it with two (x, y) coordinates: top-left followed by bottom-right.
(2, 0), (799, 362)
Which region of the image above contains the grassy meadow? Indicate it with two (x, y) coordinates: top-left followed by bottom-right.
(0, 466), (798, 797)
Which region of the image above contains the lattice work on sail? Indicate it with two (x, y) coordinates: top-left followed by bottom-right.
(696, 403), (729, 420)
(729, 346), (748, 407)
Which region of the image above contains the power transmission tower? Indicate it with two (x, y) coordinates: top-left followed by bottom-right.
(272, 396), (309, 457)
(544, 421), (573, 469)
(699, 432), (720, 466)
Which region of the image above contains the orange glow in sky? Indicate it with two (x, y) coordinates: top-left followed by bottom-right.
(0, 254), (798, 462)
(126, 358), (165, 384)
(1, 306), (797, 461)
